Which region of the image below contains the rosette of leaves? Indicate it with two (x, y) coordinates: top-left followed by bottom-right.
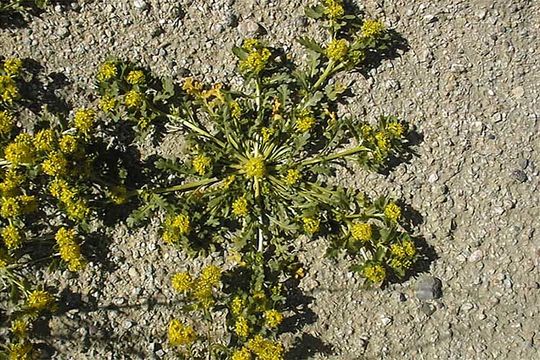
(167, 253), (288, 360)
(97, 0), (418, 284)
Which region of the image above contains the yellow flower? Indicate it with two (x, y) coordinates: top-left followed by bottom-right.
(49, 178), (75, 202)
(284, 169), (301, 186)
(2, 224), (22, 249)
(326, 39), (349, 62)
(375, 131), (390, 151)
(59, 135), (78, 154)
(247, 335), (284, 360)
(126, 70), (145, 85)
(235, 316), (250, 338)
(162, 230), (178, 244)
(363, 263), (386, 283)
(232, 347), (252, 360)
(0, 168), (24, 196)
(172, 214), (191, 235)
(199, 265), (221, 287)
(41, 152), (68, 177)
(242, 38), (260, 52)
(264, 309), (283, 329)
(171, 272), (193, 293)
(168, 319), (196, 347)
(109, 185), (128, 205)
(11, 318), (28, 338)
(220, 175), (236, 190)
(302, 217), (320, 235)
(8, 342), (34, 360)
(295, 114), (316, 133)
(192, 154), (212, 175)
(0, 110), (14, 135)
(0, 75), (20, 103)
(402, 238), (416, 257)
(384, 202), (401, 222)
(324, 0), (345, 20)
(350, 222), (372, 242)
(182, 77), (203, 96)
(230, 296), (245, 316)
(99, 95), (116, 112)
(125, 90), (144, 108)
(232, 196), (249, 217)
(26, 289), (54, 311)
(4, 141), (34, 165)
(1, 198), (21, 219)
(33, 129), (55, 152)
(73, 108), (96, 135)
(243, 156), (266, 178)
(387, 122), (404, 137)
(97, 61), (117, 81)
(65, 199), (90, 221)
(55, 227), (86, 272)
(239, 45), (272, 75)
(260, 127), (275, 142)
(361, 19), (385, 38)
(4, 58), (23, 76)
(230, 100), (242, 119)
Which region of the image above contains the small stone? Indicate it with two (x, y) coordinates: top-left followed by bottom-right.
(133, 0), (149, 11)
(123, 320), (133, 329)
(155, 349), (165, 357)
(416, 276), (443, 301)
(225, 13), (238, 27)
(295, 16), (308, 28)
(468, 249), (483, 262)
(475, 9), (487, 20)
(238, 19), (260, 37)
(460, 302), (474, 312)
(512, 86), (525, 99)
(128, 267), (139, 279)
(511, 169), (527, 183)
(428, 173), (439, 183)
(424, 14), (438, 23)
(57, 26), (69, 38)
(380, 315), (393, 326)
(420, 302), (436, 316)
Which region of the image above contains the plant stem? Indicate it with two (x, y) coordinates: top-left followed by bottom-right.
(255, 78), (262, 111)
(167, 114), (226, 148)
(300, 144), (369, 167)
(137, 178), (220, 196)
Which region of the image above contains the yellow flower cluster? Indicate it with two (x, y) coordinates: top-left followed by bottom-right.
(363, 263), (386, 283)
(323, 0), (345, 20)
(243, 156), (266, 178)
(8, 342), (33, 360)
(350, 222), (372, 242)
(73, 108), (96, 135)
(247, 335), (284, 360)
(162, 213), (191, 243)
(232, 347), (252, 360)
(284, 169), (301, 186)
(26, 289), (54, 311)
(260, 127), (275, 142)
(59, 135), (78, 154)
(171, 272), (192, 293)
(2, 224), (22, 249)
(220, 175), (236, 190)
(34, 129), (55, 152)
(41, 152), (68, 177)
(0, 75), (19, 103)
(384, 202), (401, 222)
(388, 238), (416, 270)
(109, 185), (128, 205)
(0, 195), (34, 219)
(235, 316), (250, 338)
(182, 77), (203, 96)
(48, 179), (89, 221)
(387, 122), (404, 137)
(232, 196), (249, 217)
(326, 39), (349, 62)
(239, 39), (272, 75)
(4, 58), (23, 76)
(192, 154), (212, 175)
(230, 100), (242, 119)
(264, 309), (283, 329)
(4, 135), (35, 165)
(99, 95), (116, 112)
(0, 169), (24, 196)
(302, 217), (320, 235)
(295, 113), (316, 133)
(0, 110), (14, 135)
(168, 319), (196, 347)
(361, 19), (386, 38)
(55, 227), (86, 272)
(11, 318), (28, 339)
(126, 70), (145, 85)
(125, 90), (144, 108)
(231, 296), (245, 316)
(97, 61), (117, 81)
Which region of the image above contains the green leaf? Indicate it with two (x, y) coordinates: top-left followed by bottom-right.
(304, 5), (324, 19)
(297, 37), (325, 54)
(232, 46), (248, 60)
